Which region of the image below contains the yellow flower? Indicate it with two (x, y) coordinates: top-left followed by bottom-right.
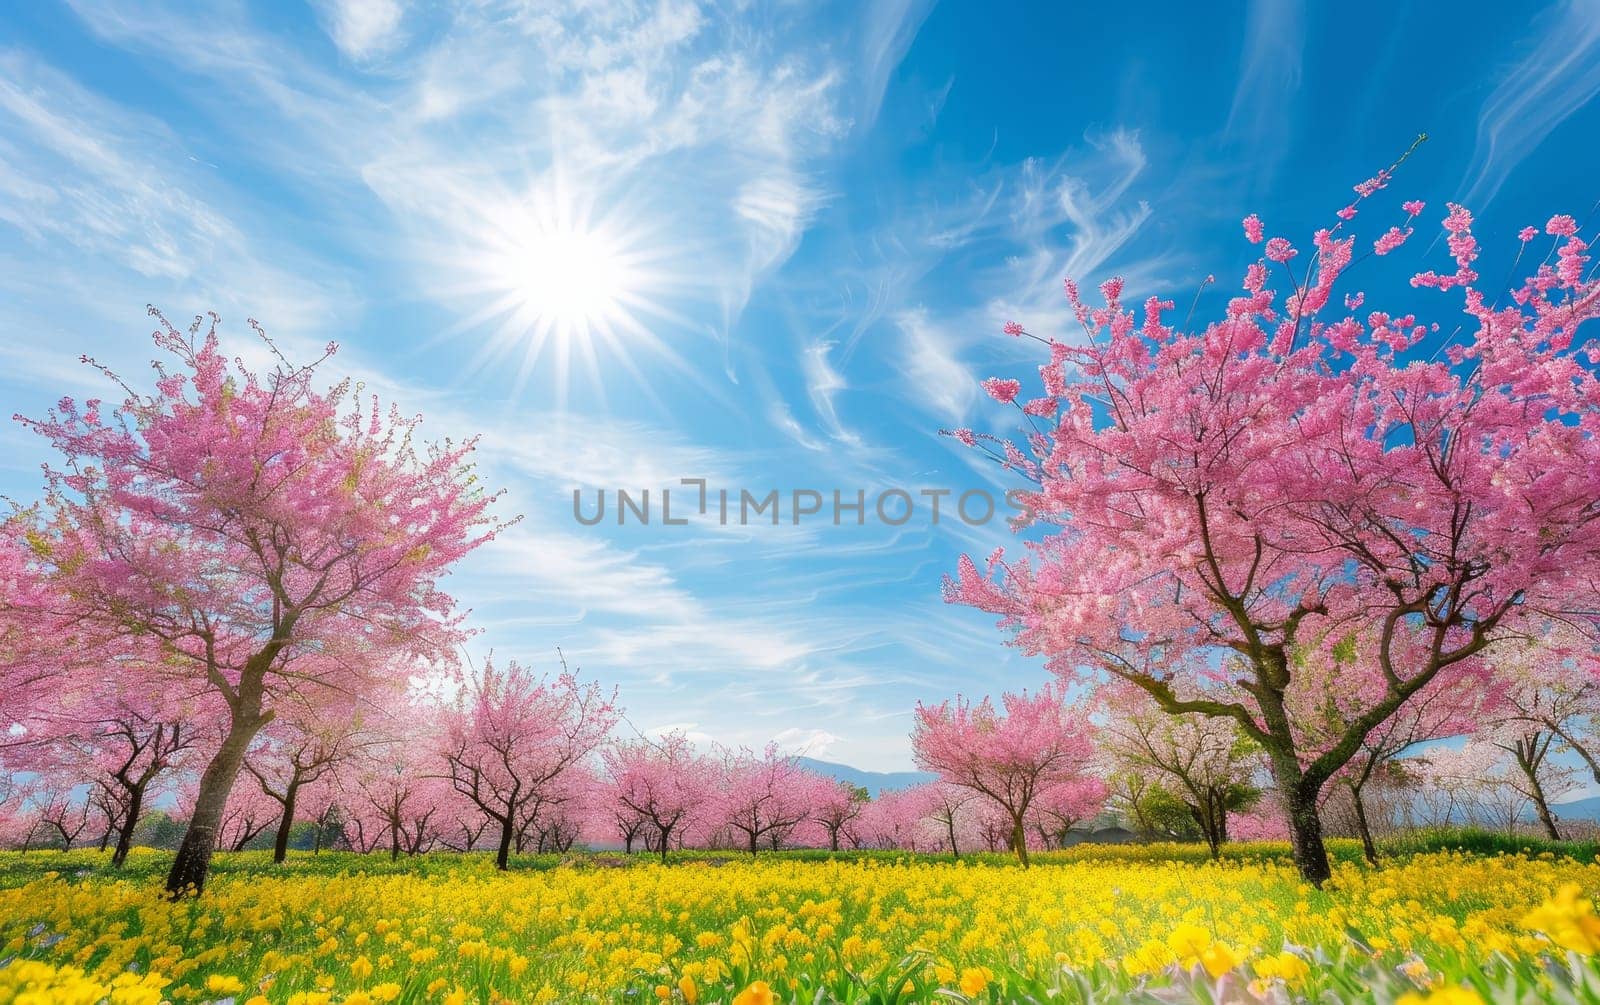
(958, 966), (991, 997)
(1166, 922), (1215, 966)
(655, 985), (671, 1000)
(206, 972), (246, 998)
(731, 980), (776, 1005)
(350, 955), (375, 980)
(1199, 941), (1243, 979)
(1522, 883), (1600, 954)
(442, 987), (468, 1005)
(678, 974), (700, 1004)
(370, 984), (403, 1003)
(1254, 951), (1310, 984)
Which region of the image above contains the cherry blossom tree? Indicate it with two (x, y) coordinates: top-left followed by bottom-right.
(602, 732), (712, 862)
(11, 664), (212, 866)
(442, 655), (618, 869)
(1487, 722), (1570, 840)
(920, 782), (975, 857)
(807, 779), (869, 852)
(1493, 629), (1600, 786)
(946, 175), (1600, 882)
(1100, 682), (1260, 857)
(1027, 777), (1109, 849)
(352, 738), (453, 859)
(10, 313), (506, 894)
(717, 745), (814, 854)
(851, 786), (935, 851)
(912, 685), (1096, 866)
(245, 707), (369, 864)
(25, 779), (105, 850)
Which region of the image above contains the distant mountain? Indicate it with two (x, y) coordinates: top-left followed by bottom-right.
(795, 757), (935, 794)
(1554, 795), (1600, 822)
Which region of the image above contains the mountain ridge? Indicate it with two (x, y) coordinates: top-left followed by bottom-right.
(795, 756), (935, 793)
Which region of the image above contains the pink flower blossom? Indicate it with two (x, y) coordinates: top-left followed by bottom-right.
(1264, 237), (1297, 263)
(949, 428), (977, 447)
(1402, 200), (1425, 217)
(1242, 214), (1264, 244)
(1518, 227), (1538, 243)
(981, 378), (1021, 404)
(1547, 214), (1579, 237)
(1336, 205), (1357, 221)
(1002, 321), (1025, 337)
(1373, 226), (1412, 256)
(1022, 396), (1058, 417)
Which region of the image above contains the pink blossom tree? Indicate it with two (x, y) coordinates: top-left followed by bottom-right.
(920, 782), (976, 857)
(5, 634), (215, 865)
(851, 786), (936, 851)
(1099, 681), (1260, 857)
(602, 732), (712, 862)
(442, 655), (618, 869)
(10, 313), (505, 893)
(244, 706), (370, 865)
(1492, 629), (1600, 786)
(352, 736), (453, 859)
(1291, 633), (1500, 863)
(911, 685), (1097, 865)
(23, 777), (106, 850)
(1027, 776), (1109, 849)
(805, 778), (869, 852)
(717, 744), (815, 854)
(945, 175), (1600, 882)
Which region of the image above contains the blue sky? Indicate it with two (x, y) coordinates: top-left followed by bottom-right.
(2, 0), (1599, 771)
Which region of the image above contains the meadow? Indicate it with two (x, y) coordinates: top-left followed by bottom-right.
(2, 838), (1600, 1004)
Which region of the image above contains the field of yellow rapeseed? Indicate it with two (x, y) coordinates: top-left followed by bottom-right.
(0, 845), (1598, 1004)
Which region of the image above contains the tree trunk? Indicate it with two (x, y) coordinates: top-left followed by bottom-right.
(1351, 782), (1379, 866)
(165, 716), (262, 896)
(1010, 815), (1030, 867)
(391, 823), (402, 862)
(495, 816), (513, 870)
(658, 824), (672, 863)
(829, 829), (840, 853)
(748, 830), (758, 856)
(1280, 781), (1331, 886)
(112, 784), (146, 868)
(945, 819), (960, 859)
(272, 781), (300, 865)
(1508, 735), (1561, 841)
(1260, 733), (1332, 885)
(1529, 787), (1561, 841)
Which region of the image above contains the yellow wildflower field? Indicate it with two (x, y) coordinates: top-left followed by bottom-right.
(1, 845), (1597, 1003)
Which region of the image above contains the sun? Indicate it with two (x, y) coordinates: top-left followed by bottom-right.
(495, 218), (629, 339)
(445, 177), (688, 404)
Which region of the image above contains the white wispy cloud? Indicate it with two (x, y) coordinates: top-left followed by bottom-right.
(1460, 0), (1600, 208)
(896, 309), (976, 423)
(1223, 0), (1304, 181)
(313, 0), (406, 62)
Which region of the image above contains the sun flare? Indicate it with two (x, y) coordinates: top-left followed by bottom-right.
(496, 221), (630, 338)
(449, 179), (684, 401)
